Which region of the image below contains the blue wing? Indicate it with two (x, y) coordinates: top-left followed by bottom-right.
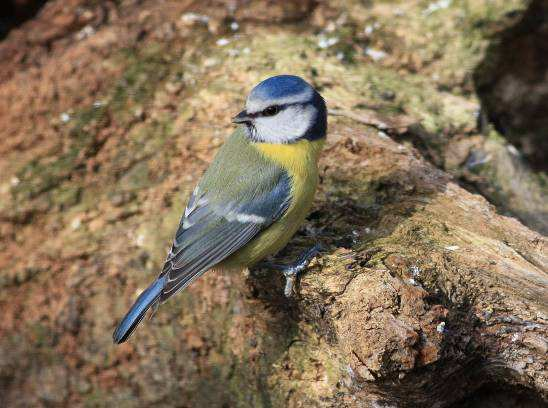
(113, 168), (291, 343)
(160, 170), (292, 300)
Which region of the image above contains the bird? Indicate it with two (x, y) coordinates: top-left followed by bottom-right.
(113, 75), (327, 344)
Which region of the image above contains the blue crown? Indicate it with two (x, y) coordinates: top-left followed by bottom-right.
(250, 75), (312, 101)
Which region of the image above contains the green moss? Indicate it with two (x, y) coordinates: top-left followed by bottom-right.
(84, 389), (140, 408)
(117, 161), (150, 192)
(111, 45), (171, 116)
(51, 184), (82, 209)
(10, 42), (176, 213)
(11, 102), (105, 206)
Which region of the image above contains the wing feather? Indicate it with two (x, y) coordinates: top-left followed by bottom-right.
(161, 224), (258, 299)
(157, 168), (292, 303)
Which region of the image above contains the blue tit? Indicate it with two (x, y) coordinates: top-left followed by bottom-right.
(113, 75), (327, 344)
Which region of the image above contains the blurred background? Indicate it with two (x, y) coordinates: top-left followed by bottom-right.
(0, 0), (546, 407)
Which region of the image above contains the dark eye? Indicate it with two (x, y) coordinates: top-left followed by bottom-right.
(262, 105), (280, 116)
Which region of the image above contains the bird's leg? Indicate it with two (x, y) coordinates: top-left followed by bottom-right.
(279, 243), (322, 297)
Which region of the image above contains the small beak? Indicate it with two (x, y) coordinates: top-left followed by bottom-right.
(232, 110), (252, 124)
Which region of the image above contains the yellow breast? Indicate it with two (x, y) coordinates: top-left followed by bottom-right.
(223, 138), (325, 268)
(255, 138), (324, 217)
(255, 139), (324, 179)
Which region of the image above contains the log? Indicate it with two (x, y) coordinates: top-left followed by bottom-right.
(0, 0), (546, 406)
(282, 120), (548, 406)
(3, 120), (546, 407)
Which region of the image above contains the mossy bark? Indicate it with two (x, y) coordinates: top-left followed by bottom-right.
(0, 0), (546, 407)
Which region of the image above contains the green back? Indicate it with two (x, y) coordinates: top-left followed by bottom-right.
(198, 127), (284, 204)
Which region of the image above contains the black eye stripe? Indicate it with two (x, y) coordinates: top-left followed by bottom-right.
(261, 105), (280, 116)
(247, 102), (298, 118)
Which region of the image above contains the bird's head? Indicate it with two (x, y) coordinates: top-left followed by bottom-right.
(233, 75), (327, 143)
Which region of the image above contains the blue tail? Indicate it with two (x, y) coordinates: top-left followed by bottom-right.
(113, 276), (167, 344)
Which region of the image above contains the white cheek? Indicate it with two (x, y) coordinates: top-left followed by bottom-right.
(254, 106), (315, 143)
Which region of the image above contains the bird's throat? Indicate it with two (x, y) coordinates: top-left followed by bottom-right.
(253, 138), (324, 177)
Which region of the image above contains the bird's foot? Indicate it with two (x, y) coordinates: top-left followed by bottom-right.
(280, 243), (322, 297)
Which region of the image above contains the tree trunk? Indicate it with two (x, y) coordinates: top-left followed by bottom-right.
(0, 0), (546, 407)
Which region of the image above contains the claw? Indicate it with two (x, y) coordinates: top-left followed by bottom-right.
(280, 243), (322, 297)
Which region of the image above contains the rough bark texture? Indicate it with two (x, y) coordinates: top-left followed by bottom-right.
(0, 0), (546, 407)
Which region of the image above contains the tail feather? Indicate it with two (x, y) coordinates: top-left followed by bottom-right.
(113, 276), (167, 344)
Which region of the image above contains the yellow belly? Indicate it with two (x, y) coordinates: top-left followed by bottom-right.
(222, 138), (324, 268)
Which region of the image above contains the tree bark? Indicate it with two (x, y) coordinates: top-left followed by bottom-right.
(277, 121), (548, 406)
(0, 0), (546, 407)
